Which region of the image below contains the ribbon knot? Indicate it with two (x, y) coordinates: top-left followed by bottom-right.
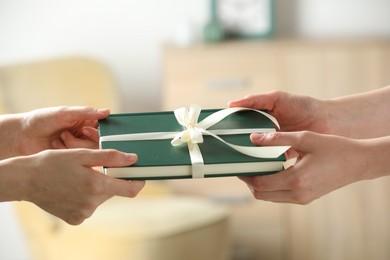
(171, 104), (204, 146)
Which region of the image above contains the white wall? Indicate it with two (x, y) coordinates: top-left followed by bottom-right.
(0, 0), (389, 259)
(0, 0), (209, 112)
(297, 0), (390, 38)
(1, 0), (389, 111)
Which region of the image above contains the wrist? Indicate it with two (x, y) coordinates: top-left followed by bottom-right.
(360, 136), (390, 180)
(324, 97), (366, 138)
(327, 86), (390, 138)
(314, 98), (341, 136)
(0, 156), (34, 202)
(0, 113), (25, 159)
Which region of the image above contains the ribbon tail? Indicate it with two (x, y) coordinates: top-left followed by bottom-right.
(198, 107), (281, 130)
(202, 129), (290, 159)
(187, 142), (204, 178)
(226, 143), (290, 158)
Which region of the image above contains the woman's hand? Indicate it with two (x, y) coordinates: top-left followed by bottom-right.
(238, 131), (386, 204)
(1, 149), (145, 225)
(229, 91), (335, 135)
(16, 106), (108, 156)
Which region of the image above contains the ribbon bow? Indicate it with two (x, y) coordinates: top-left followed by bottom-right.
(169, 104), (289, 178)
(171, 104), (204, 146)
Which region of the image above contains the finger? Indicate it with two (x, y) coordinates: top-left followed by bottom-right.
(250, 131), (316, 153)
(52, 138), (66, 149)
(78, 149), (138, 168)
(103, 177), (145, 198)
(57, 106), (110, 125)
(61, 131), (98, 149)
(68, 106), (110, 120)
(82, 127), (100, 142)
(252, 186), (315, 205)
(68, 149), (143, 198)
(251, 190), (304, 204)
(285, 149), (299, 160)
(239, 166), (296, 192)
(228, 91), (283, 111)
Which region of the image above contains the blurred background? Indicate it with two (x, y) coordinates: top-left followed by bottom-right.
(1, 0), (390, 259)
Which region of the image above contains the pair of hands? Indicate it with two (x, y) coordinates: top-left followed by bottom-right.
(3, 106), (144, 225)
(229, 91), (383, 204)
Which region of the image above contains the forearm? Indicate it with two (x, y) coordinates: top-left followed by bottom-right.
(326, 85), (390, 139)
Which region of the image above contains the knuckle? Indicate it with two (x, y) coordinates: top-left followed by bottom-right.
(271, 90), (285, 96)
(104, 149), (121, 161)
(54, 106), (70, 119)
(289, 175), (309, 190)
(265, 131), (279, 142)
(127, 190), (138, 198)
(291, 192), (313, 205)
(125, 181), (144, 197)
(253, 192), (263, 200)
(55, 106), (68, 113)
(244, 94), (256, 99)
(64, 215), (85, 225)
(84, 178), (105, 196)
(251, 179), (265, 191)
(295, 131), (307, 144)
(296, 131), (313, 145)
(65, 205), (97, 225)
(36, 149), (58, 163)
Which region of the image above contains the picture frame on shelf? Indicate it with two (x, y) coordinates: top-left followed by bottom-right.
(216, 0), (274, 39)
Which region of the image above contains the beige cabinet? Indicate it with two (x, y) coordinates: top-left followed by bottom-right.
(162, 39), (390, 260)
(163, 40), (390, 109)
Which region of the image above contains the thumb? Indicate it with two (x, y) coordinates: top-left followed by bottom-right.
(228, 91), (282, 111)
(250, 131), (316, 153)
(60, 106), (110, 124)
(78, 149), (138, 168)
(92, 150), (144, 198)
(105, 177), (145, 198)
(79, 149), (144, 198)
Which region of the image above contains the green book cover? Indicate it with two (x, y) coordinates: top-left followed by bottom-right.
(99, 109), (286, 180)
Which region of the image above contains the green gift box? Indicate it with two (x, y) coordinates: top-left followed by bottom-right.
(98, 107), (288, 180)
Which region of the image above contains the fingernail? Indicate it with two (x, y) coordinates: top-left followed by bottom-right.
(52, 139), (61, 148)
(125, 153), (138, 161)
(251, 133), (265, 140)
(61, 132), (67, 141)
(97, 108), (109, 114)
(82, 128), (91, 137)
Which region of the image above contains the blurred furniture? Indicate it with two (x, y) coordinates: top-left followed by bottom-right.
(0, 56), (120, 113)
(15, 193), (230, 260)
(163, 39), (390, 260)
(0, 56), (231, 260)
(163, 39), (390, 109)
